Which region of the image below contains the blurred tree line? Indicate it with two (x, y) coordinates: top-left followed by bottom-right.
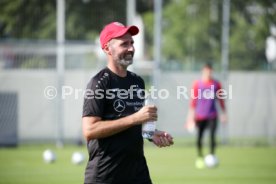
(0, 0), (154, 40)
(143, 0), (276, 70)
(0, 0), (275, 70)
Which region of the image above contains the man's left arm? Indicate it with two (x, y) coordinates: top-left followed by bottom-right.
(151, 130), (174, 147)
(217, 82), (227, 123)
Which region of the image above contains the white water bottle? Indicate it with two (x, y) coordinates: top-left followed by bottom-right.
(142, 96), (156, 139)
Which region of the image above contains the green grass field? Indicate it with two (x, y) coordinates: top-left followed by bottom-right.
(0, 141), (276, 184)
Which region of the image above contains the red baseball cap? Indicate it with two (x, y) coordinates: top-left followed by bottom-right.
(99, 22), (139, 49)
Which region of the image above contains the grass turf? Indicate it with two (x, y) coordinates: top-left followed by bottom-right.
(0, 142), (276, 184)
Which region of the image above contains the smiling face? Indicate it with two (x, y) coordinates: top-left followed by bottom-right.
(107, 33), (135, 68)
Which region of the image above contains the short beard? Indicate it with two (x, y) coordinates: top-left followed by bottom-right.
(117, 59), (133, 68)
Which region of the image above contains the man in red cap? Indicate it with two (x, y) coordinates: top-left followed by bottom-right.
(82, 22), (174, 184)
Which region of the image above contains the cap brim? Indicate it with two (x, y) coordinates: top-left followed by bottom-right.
(113, 25), (139, 39)
(127, 25), (139, 36)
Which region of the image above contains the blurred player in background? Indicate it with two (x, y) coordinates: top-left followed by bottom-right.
(186, 63), (227, 169)
(82, 22), (173, 184)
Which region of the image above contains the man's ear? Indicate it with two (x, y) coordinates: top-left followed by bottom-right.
(103, 44), (112, 55)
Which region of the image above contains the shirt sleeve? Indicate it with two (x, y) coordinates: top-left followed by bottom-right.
(82, 77), (106, 117)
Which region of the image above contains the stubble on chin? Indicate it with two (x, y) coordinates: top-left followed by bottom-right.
(117, 59), (133, 67)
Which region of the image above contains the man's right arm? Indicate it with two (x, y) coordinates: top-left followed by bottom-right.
(184, 81), (198, 131)
(82, 105), (157, 141)
(187, 81), (198, 121)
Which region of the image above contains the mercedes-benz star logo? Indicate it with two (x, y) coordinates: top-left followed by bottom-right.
(113, 99), (126, 112)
